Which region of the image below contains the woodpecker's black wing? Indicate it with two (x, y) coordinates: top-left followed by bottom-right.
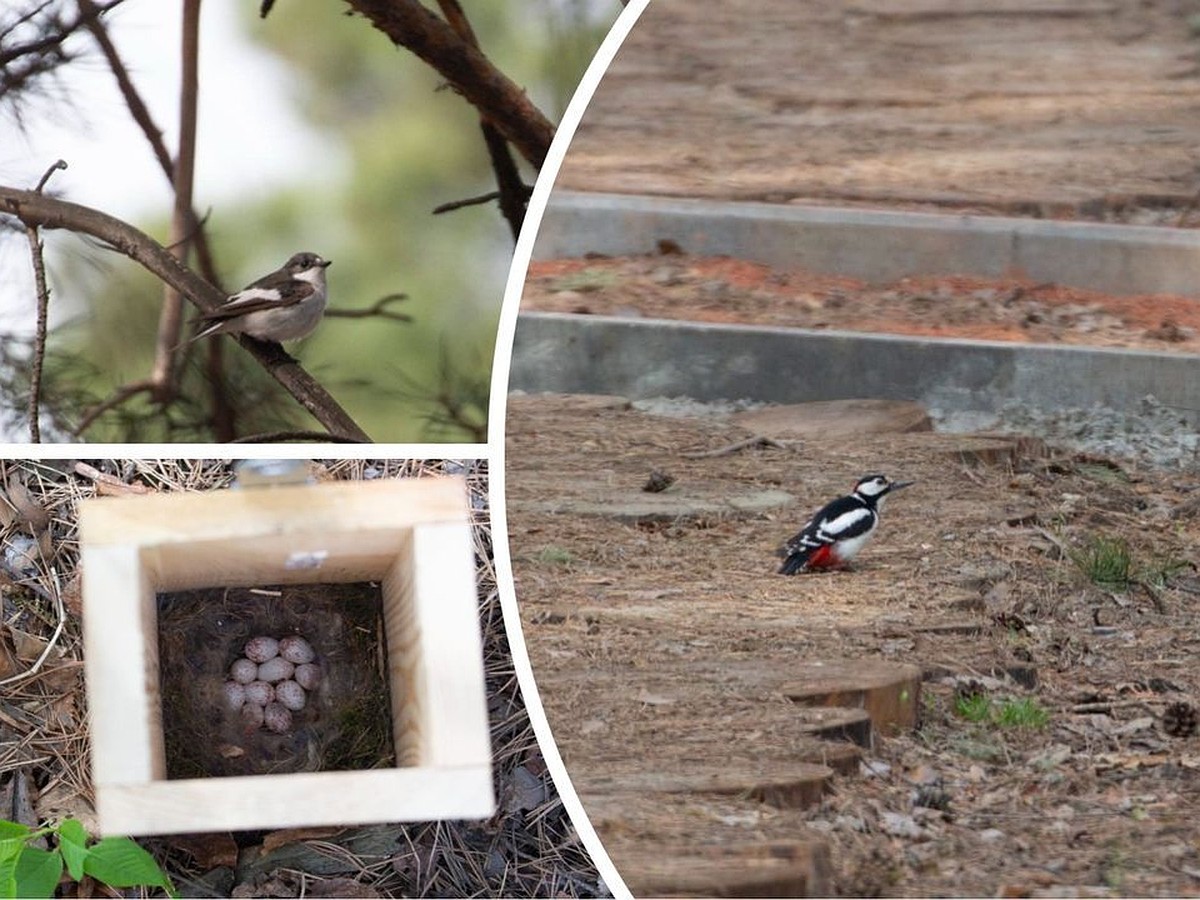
(778, 494), (874, 574)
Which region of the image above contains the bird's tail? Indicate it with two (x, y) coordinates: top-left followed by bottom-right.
(778, 551), (811, 576)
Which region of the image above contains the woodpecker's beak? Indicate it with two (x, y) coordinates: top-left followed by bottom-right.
(319, 260), (332, 268)
(889, 480), (915, 492)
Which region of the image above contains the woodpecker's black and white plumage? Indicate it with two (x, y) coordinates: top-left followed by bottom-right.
(778, 474), (913, 575)
(191, 252), (331, 343)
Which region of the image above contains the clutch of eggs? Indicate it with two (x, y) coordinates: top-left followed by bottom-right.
(223, 635), (321, 734)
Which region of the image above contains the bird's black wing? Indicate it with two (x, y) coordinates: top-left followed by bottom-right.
(196, 279), (316, 323)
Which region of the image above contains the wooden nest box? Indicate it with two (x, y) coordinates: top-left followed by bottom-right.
(80, 475), (494, 835)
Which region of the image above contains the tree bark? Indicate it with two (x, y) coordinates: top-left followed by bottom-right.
(0, 186), (370, 442)
(344, 0), (555, 169)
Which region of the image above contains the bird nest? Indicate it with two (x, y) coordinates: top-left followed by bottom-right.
(0, 458), (606, 898)
(157, 581), (393, 779)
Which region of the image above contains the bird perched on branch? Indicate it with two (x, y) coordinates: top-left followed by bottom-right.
(191, 252), (331, 343)
(778, 474), (913, 574)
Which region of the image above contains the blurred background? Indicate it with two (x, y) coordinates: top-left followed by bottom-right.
(0, 0), (623, 442)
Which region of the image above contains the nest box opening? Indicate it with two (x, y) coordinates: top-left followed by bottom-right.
(157, 581), (395, 780)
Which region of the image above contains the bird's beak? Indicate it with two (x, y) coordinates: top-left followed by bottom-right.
(889, 480), (915, 492)
(319, 260), (332, 268)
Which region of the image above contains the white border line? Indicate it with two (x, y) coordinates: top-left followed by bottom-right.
(489, 3), (651, 898)
(0, 444), (487, 461)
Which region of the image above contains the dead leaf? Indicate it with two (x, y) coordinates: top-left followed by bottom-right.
(260, 826), (345, 855)
(167, 832), (239, 870)
(4, 474), (50, 534)
(305, 878), (382, 899)
(0, 628), (20, 679)
(503, 765), (548, 813)
(10, 771), (40, 836)
(36, 783), (99, 839)
(61, 574), (82, 620)
(10, 628), (49, 664)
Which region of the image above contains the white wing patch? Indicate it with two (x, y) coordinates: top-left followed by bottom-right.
(816, 506), (872, 541)
(222, 287), (283, 309)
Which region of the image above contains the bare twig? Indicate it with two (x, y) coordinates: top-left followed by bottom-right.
(33, 158), (65, 193)
(230, 430), (367, 444)
(433, 0), (530, 238)
(679, 435), (791, 459)
(76, 0), (172, 175)
(22, 159), (65, 443)
(79, 0), (238, 436)
(343, 0), (555, 169)
(70, 379), (155, 437)
(149, 0), (201, 401)
(324, 293), (413, 323)
(432, 190), (502, 214)
(0, 185), (370, 441)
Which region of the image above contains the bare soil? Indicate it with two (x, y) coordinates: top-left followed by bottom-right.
(523, 255), (1200, 354)
(560, 0), (1200, 222)
(505, 395), (1200, 897)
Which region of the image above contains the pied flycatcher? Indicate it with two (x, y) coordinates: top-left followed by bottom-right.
(192, 252), (331, 342)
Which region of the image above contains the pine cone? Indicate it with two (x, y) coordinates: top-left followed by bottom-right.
(1163, 701), (1197, 738)
(642, 470), (676, 493)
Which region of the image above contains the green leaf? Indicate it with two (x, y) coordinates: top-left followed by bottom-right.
(0, 850), (19, 900)
(84, 837), (174, 895)
(56, 818), (89, 882)
(0, 823), (30, 843)
(0, 825), (29, 900)
(14, 847), (62, 900)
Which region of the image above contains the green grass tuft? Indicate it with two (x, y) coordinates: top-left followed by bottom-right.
(1070, 534), (1133, 589)
(953, 693), (993, 723)
(994, 697), (1049, 729)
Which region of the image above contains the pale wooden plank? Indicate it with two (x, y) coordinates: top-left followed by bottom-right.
(80, 477), (468, 547)
(96, 765), (495, 836)
(381, 531), (426, 767)
(83, 473), (496, 834)
(80, 477), (470, 592)
(409, 523), (492, 772)
(82, 546), (165, 783)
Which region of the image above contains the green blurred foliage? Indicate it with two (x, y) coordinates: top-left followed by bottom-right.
(48, 0), (620, 442)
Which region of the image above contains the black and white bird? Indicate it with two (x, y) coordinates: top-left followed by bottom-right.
(192, 252), (331, 342)
(778, 474), (913, 575)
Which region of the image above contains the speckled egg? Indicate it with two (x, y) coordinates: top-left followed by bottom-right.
(230, 658), (258, 684)
(294, 663), (321, 691)
(257, 657), (295, 684)
(279, 636), (315, 665)
(243, 680), (274, 706)
(275, 680), (307, 711)
(263, 702), (292, 734)
(244, 636), (280, 663)
(223, 680), (247, 712)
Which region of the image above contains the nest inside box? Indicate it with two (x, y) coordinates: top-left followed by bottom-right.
(156, 583), (395, 779)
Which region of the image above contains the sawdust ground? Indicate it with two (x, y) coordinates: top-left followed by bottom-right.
(505, 394), (1200, 897)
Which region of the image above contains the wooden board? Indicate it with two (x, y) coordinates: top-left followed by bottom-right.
(81, 476), (494, 835)
(731, 399), (933, 438)
(782, 659), (924, 733)
(578, 760), (835, 810)
(625, 841), (832, 898)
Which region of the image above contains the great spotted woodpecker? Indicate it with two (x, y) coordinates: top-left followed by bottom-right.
(778, 474), (913, 575)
